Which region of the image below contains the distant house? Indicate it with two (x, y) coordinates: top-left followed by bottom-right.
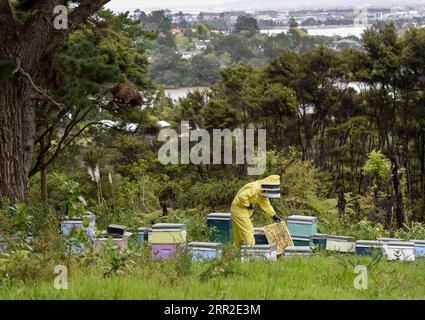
(171, 27), (182, 34)
(331, 39), (362, 51)
(195, 41), (207, 50)
(178, 50), (201, 60)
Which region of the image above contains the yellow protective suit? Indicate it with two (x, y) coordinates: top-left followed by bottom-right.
(231, 175), (280, 248)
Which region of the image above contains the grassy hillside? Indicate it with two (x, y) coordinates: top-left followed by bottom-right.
(2, 254), (424, 300)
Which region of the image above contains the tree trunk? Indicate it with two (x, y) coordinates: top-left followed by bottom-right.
(0, 78), (35, 203)
(389, 150), (407, 229)
(40, 136), (48, 202)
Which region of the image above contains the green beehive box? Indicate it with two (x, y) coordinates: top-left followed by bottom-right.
(207, 213), (233, 243)
(287, 215), (318, 237)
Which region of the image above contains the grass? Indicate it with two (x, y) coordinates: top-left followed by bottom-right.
(1, 252), (425, 300)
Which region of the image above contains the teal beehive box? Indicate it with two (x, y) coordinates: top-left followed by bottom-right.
(292, 235), (312, 247)
(287, 215), (317, 237)
(207, 213), (233, 243)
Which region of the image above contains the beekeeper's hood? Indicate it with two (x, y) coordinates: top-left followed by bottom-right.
(260, 175), (281, 198)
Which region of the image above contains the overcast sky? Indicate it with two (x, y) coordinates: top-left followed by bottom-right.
(105, 0), (422, 12)
(106, 0), (236, 11)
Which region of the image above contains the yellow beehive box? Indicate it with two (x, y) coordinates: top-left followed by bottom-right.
(151, 223), (187, 244)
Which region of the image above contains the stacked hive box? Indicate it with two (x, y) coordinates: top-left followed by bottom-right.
(292, 236), (313, 247)
(284, 246), (312, 257)
(93, 224), (131, 252)
(61, 214), (96, 253)
(386, 241), (415, 262)
(241, 244), (277, 262)
(151, 223), (187, 260)
(413, 240), (425, 257)
(188, 242), (222, 261)
(287, 216), (316, 250)
(207, 213), (233, 243)
(312, 234), (328, 250)
(326, 235), (356, 253)
(254, 227), (268, 245)
(355, 240), (382, 256)
(129, 227), (149, 247)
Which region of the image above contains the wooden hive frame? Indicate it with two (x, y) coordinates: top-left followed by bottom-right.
(263, 222), (294, 254)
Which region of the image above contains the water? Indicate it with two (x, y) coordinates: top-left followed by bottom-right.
(164, 87), (209, 102)
(260, 26), (367, 38)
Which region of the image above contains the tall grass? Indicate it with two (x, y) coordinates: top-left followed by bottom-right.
(2, 255), (425, 300)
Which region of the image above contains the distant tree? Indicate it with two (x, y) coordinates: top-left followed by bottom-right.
(289, 16), (299, 29)
(234, 16), (259, 35)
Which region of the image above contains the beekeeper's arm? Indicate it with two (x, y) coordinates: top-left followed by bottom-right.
(237, 186), (257, 208)
(258, 197), (276, 217)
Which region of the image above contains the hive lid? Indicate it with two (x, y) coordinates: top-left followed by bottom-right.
(188, 242), (222, 249)
(62, 220), (83, 224)
(107, 224), (128, 235)
(327, 235), (356, 242)
(207, 213), (231, 219)
(287, 215), (318, 223)
(388, 241), (415, 248)
(285, 246), (311, 252)
(292, 235), (312, 241)
(356, 240), (381, 246)
(137, 227), (149, 232)
(241, 244), (277, 251)
(413, 240), (425, 245)
(378, 237), (402, 242)
(254, 227), (265, 235)
(152, 223), (187, 231)
(312, 233), (327, 239)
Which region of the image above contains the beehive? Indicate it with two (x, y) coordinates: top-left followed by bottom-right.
(292, 235), (312, 247)
(241, 244), (277, 262)
(378, 237), (402, 254)
(107, 224), (128, 236)
(287, 215), (317, 237)
(326, 235), (356, 253)
(413, 240), (425, 257)
(61, 218), (95, 240)
(312, 234), (327, 249)
(93, 232), (131, 252)
(151, 223), (187, 244)
(355, 240), (383, 256)
(188, 242), (222, 261)
(284, 246), (312, 256)
(207, 213), (233, 243)
(129, 227), (149, 247)
(152, 244), (183, 260)
(254, 227), (269, 245)
(148, 228), (153, 243)
(386, 241), (415, 262)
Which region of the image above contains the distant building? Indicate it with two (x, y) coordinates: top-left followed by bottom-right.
(178, 50), (201, 60)
(171, 27), (182, 34)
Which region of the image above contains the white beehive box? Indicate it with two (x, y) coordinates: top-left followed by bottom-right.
(386, 241), (415, 262)
(241, 244), (277, 262)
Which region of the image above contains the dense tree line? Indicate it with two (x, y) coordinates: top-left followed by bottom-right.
(164, 24), (425, 228)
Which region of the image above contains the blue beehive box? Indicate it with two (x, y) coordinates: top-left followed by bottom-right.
(355, 240), (382, 256)
(207, 213), (233, 243)
(292, 235), (312, 247)
(129, 227), (149, 246)
(413, 240), (425, 257)
(287, 215), (318, 237)
(254, 227), (269, 245)
(61, 217), (95, 240)
(312, 234), (327, 249)
(188, 242), (222, 261)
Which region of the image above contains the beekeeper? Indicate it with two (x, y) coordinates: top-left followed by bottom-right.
(231, 175), (282, 248)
